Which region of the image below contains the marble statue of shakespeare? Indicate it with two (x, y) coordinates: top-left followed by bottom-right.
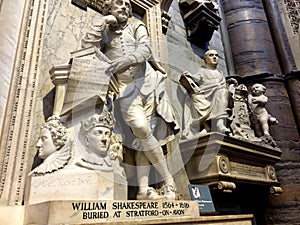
(81, 0), (180, 200)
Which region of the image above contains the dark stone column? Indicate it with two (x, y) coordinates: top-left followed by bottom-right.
(222, 0), (281, 76)
(285, 71), (300, 135)
(262, 0), (297, 74)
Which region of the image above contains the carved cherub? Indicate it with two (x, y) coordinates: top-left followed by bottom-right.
(248, 83), (278, 138)
(29, 116), (72, 176)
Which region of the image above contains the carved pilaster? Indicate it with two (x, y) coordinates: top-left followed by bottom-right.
(0, 0), (48, 205)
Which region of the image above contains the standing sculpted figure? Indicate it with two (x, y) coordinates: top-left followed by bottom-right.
(29, 116), (71, 176)
(82, 0), (179, 200)
(248, 83), (278, 138)
(180, 49), (232, 136)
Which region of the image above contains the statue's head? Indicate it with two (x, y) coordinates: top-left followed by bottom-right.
(36, 116), (68, 160)
(102, 0), (133, 23)
(251, 83), (266, 96)
(203, 49), (218, 68)
(80, 109), (114, 157)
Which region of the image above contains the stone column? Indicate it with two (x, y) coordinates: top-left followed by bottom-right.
(262, 0), (297, 74)
(285, 71), (300, 135)
(222, 0), (281, 75)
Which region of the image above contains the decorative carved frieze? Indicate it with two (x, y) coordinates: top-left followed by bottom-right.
(283, 0), (300, 34)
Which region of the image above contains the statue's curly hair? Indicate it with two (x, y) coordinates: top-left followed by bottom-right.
(101, 0), (133, 17)
(41, 116), (68, 149)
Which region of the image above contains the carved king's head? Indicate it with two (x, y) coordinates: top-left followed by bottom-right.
(80, 109), (114, 157)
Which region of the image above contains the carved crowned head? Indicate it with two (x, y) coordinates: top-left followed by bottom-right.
(80, 108), (114, 157)
(36, 116), (68, 160)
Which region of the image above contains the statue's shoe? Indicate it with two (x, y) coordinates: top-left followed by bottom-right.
(162, 184), (176, 200)
(136, 187), (164, 200)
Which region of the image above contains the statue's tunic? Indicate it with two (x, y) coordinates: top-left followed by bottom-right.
(82, 17), (179, 147)
(190, 67), (229, 123)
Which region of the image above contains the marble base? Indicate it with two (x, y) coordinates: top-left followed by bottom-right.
(25, 167), (127, 205)
(24, 200), (253, 225)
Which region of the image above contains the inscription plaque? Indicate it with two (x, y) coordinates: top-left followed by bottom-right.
(26, 200), (200, 224)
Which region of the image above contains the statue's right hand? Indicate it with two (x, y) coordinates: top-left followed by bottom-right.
(104, 15), (118, 27)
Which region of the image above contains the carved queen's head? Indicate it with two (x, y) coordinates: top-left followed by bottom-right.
(36, 116), (68, 160)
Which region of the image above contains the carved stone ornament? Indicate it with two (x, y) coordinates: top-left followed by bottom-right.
(179, 0), (221, 48)
(228, 83), (261, 142)
(77, 110), (115, 170)
(283, 0), (300, 34)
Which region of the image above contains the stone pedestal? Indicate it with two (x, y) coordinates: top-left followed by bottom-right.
(25, 167), (127, 205)
(180, 133), (282, 194)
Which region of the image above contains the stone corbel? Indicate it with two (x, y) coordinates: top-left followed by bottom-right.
(179, 3), (221, 48)
(270, 186), (283, 195)
(211, 181), (236, 193)
(49, 64), (72, 117)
